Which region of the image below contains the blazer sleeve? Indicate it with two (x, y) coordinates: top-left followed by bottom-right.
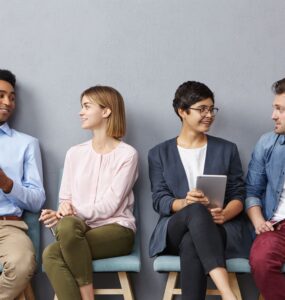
(225, 143), (245, 204)
(148, 146), (175, 217)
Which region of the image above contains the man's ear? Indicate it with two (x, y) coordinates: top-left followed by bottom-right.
(103, 107), (112, 118)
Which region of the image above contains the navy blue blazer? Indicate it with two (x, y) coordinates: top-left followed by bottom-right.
(148, 135), (252, 258)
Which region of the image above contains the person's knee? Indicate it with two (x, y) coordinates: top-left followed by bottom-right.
(250, 239), (281, 276)
(56, 216), (85, 249)
(4, 250), (35, 281)
(187, 203), (208, 214)
(56, 216), (84, 240)
(183, 203), (210, 224)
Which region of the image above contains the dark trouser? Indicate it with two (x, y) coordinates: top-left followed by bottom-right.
(165, 203), (226, 300)
(43, 216), (134, 300)
(250, 222), (285, 300)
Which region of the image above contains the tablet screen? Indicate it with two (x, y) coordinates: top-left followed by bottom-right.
(196, 175), (227, 208)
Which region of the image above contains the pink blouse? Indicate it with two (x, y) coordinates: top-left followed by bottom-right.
(59, 140), (139, 231)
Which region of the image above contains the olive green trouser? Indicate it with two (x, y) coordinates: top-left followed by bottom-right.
(42, 216), (134, 300)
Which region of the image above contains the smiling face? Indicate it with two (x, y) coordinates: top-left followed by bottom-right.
(79, 95), (111, 131)
(272, 93), (285, 134)
(0, 80), (15, 125)
(178, 97), (215, 134)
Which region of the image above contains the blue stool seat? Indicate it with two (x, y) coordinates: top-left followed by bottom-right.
(92, 238), (140, 273)
(153, 255), (250, 300)
(91, 229), (140, 299)
(154, 255), (252, 273)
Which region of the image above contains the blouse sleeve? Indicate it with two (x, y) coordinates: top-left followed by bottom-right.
(59, 150), (73, 204)
(91, 151), (139, 220)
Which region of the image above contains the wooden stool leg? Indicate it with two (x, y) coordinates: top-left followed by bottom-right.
(163, 272), (179, 300)
(118, 271), (134, 300)
(16, 282), (35, 300)
(228, 273), (242, 300)
(258, 294), (264, 300)
(16, 293), (25, 300)
(24, 283), (35, 300)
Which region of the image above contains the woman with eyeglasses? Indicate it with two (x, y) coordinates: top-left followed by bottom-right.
(148, 81), (251, 300)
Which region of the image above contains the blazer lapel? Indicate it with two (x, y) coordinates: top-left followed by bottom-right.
(204, 135), (223, 175)
(204, 135), (213, 174)
(168, 138), (189, 198)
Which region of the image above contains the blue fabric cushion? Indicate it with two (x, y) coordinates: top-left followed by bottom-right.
(23, 211), (41, 267)
(92, 233), (140, 272)
(153, 255), (255, 273)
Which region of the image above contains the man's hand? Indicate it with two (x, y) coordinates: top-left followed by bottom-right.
(56, 201), (77, 218)
(39, 209), (59, 228)
(210, 207), (226, 224)
(0, 169), (13, 193)
(254, 220), (274, 235)
(185, 189), (209, 206)
(247, 205), (274, 235)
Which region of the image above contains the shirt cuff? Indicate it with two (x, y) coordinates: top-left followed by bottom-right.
(6, 181), (22, 200)
(245, 196), (262, 211)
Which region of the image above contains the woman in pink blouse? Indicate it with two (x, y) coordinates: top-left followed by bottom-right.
(40, 86), (139, 300)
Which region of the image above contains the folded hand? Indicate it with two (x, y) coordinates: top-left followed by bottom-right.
(210, 207), (225, 224)
(39, 209), (59, 228)
(185, 189), (209, 206)
(56, 201), (77, 218)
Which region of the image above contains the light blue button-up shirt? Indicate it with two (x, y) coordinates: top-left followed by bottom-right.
(245, 131), (285, 220)
(0, 123), (45, 216)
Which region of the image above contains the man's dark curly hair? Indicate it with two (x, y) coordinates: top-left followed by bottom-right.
(0, 69), (16, 88)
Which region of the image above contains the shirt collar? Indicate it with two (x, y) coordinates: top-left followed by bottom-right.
(0, 123), (12, 137)
(278, 134), (285, 145)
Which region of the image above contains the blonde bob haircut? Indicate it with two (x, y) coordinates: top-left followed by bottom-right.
(81, 85), (126, 139)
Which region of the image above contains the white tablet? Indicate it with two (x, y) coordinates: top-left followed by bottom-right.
(196, 175), (227, 208)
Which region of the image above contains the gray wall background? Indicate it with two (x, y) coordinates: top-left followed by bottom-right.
(1, 1), (284, 299)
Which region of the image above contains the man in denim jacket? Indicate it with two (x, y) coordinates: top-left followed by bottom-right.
(246, 77), (285, 300)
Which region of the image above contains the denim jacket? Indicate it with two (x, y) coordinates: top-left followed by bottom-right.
(245, 132), (285, 220)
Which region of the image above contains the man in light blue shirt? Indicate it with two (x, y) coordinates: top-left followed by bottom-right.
(0, 69), (45, 299)
(246, 77), (285, 300)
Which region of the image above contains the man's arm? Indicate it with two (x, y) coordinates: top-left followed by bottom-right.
(247, 205), (274, 234)
(245, 135), (273, 234)
(3, 139), (46, 213)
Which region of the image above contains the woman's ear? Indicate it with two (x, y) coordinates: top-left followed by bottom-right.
(178, 108), (186, 119)
(102, 107), (112, 118)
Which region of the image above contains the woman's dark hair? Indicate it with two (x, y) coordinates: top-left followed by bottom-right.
(173, 81), (214, 120)
(0, 69), (16, 88)
(272, 78), (285, 95)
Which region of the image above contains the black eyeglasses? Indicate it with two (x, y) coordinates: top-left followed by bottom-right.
(188, 106), (219, 117)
